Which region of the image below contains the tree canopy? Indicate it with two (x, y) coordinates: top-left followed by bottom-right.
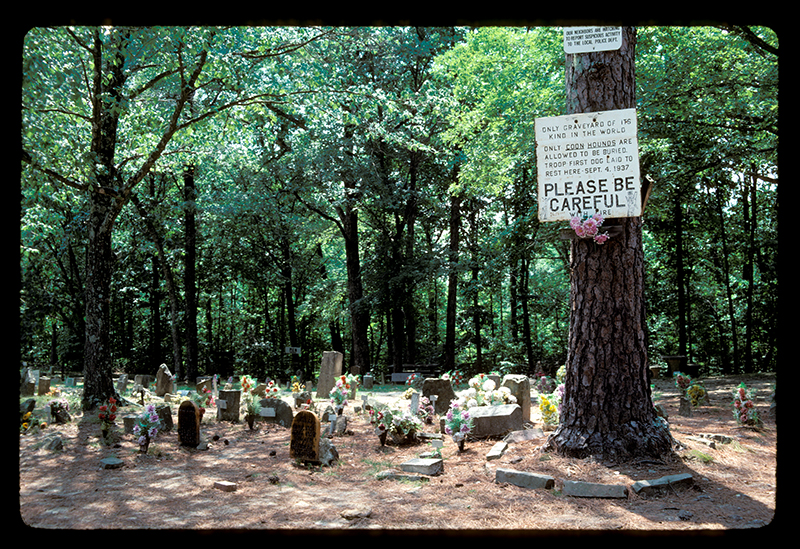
(20, 25), (778, 406)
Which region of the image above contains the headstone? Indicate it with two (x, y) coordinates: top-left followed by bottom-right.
(196, 377), (212, 393)
(421, 378), (457, 415)
(290, 410), (321, 463)
(259, 397), (294, 427)
(116, 374), (128, 394)
(155, 364), (173, 397)
(495, 468), (555, 490)
(156, 404), (173, 432)
(177, 400), (201, 447)
(410, 392), (420, 414)
(217, 390), (241, 422)
(468, 404), (523, 438)
(20, 369), (36, 397)
(318, 437), (339, 466)
(37, 377), (51, 396)
(400, 458), (444, 476)
(501, 374), (531, 422)
(362, 374), (374, 390)
(315, 351), (343, 399)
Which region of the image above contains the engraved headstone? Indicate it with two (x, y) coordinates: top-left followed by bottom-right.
(217, 389), (241, 422)
(315, 351), (343, 400)
(116, 374), (128, 394)
(177, 400), (201, 447)
(501, 374), (532, 422)
(362, 373), (374, 390)
(37, 376), (51, 396)
(290, 410), (321, 463)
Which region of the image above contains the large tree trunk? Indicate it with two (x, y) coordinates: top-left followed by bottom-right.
(545, 27), (673, 461)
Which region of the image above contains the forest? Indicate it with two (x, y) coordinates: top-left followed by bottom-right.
(20, 25), (779, 400)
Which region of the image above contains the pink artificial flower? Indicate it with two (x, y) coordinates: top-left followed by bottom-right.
(583, 218), (598, 235)
(594, 233), (608, 244)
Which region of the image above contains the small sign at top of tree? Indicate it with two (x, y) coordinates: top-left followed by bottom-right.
(563, 27), (622, 54)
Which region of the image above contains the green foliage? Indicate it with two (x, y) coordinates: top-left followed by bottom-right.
(20, 26), (777, 383)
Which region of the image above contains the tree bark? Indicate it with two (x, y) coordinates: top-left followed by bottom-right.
(545, 27), (673, 461)
(183, 166), (197, 382)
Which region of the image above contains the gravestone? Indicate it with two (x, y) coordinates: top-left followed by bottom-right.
(177, 400), (201, 447)
(362, 373), (374, 390)
(116, 374), (129, 394)
(315, 351), (343, 400)
(20, 369), (36, 397)
(156, 404), (173, 432)
(501, 374), (532, 422)
(290, 410), (321, 463)
(468, 404), (523, 438)
(155, 364), (173, 397)
(217, 390), (241, 422)
(37, 377), (51, 396)
(421, 378), (457, 415)
(259, 397), (294, 427)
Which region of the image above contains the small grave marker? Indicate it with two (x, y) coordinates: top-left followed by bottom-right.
(260, 407), (276, 418)
(290, 410), (321, 463)
(177, 400), (201, 447)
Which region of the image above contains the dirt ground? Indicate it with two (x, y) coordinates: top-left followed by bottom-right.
(18, 373), (778, 535)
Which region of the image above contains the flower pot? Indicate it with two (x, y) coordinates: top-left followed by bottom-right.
(246, 414), (256, 430)
(458, 439), (465, 452)
(140, 435), (150, 454)
(379, 431), (387, 446)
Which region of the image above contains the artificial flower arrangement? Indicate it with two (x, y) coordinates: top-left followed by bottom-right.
(533, 372), (558, 395)
(673, 371), (692, 395)
(191, 386), (215, 412)
(686, 381), (709, 407)
(47, 397), (71, 424)
(464, 375), (517, 407)
(444, 400), (473, 451)
(539, 392), (560, 428)
(405, 373), (423, 390)
(239, 374), (256, 394)
(132, 403), (162, 453)
(442, 369), (466, 388)
(263, 380), (281, 398)
(733, 382), (762, 427)
(570, 211), (610, 244)
(20, 411), (46, 433)
(416, 395), (436, 423)
(369, 403), (423, 445)
(329, 375), (350, 410)
(98, 396), (117, 439)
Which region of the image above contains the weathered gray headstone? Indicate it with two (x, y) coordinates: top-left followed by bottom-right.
(563, 480), (628, 498)
(400, 458), (443, 476)
(495, 468), (555, 490)
(20, 369), (36, 397)
(177, 400), (201, 447)
(315, 351), (343, 399)
(156, 404), (173, 432)
(259, 397), (293, 427)
(501, 374), (531, 422)
(362, 374), (374, 390)
(421, 378), (457, 415)
(319, 437), (339, 466)
(468, 404), (523, 438)
(290, 410), (320, 463)
(116, 374), (129, 394)
(155, 364), (173, 397)
(631, 473), (693, 495)
(37, 377), (51, 396)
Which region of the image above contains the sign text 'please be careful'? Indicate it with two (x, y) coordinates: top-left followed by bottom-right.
(536, 108), (641, 222)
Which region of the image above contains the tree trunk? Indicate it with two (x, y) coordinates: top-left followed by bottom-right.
(183, 166), (197, 382)
(443, 167), (461, 373)
(545, 27), (672, 461)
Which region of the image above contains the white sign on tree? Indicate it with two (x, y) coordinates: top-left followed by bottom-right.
(563, 27), (622, 54)
(536, 108), (641, 223)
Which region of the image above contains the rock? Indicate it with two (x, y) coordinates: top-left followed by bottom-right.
(100, 456), (124, 469)
(495, 468), (555, 490)
(214, 481), (237, 492)
(486, 441), (508, 461)
(503, 428), (544, 444)
(469, 404), (523, 438)
(20, 398), (36, 416)
(40, 435), (64, 452)
(376, 470), (431, 482)
(341, 508), (372, 520)
(421, 378), (457, 415)
(562, 480), (628, 498)
(319, 437), (339, 466)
